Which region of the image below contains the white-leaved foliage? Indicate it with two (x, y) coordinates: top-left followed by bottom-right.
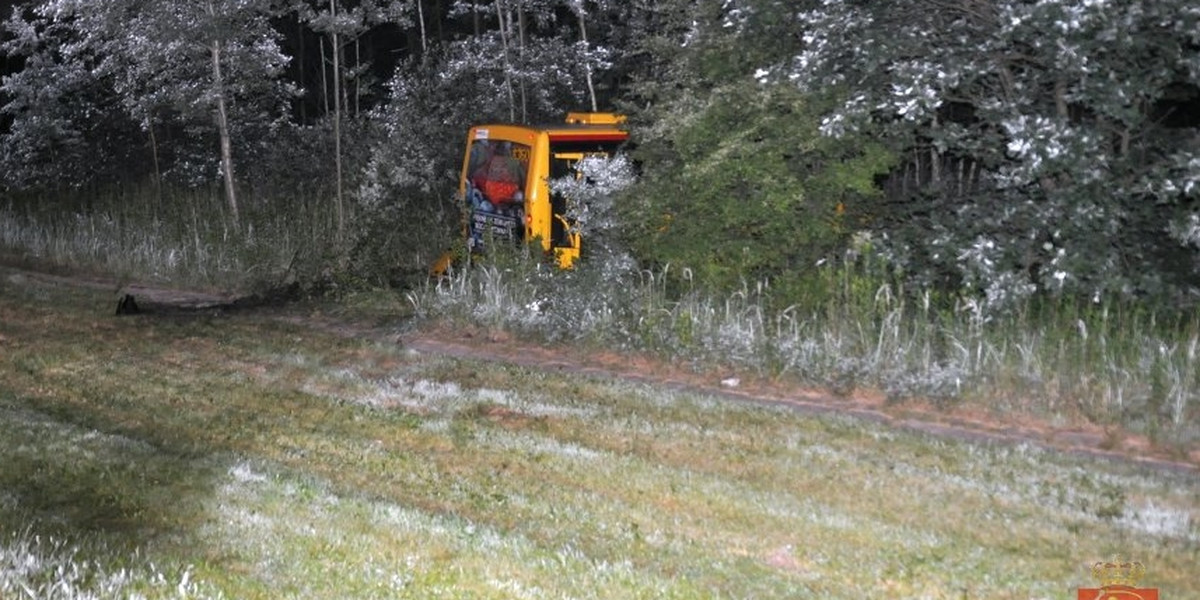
(548, 153), (638, 278)
(548, 154), (635, 240)
(2, 0), (293, 189)
(0, 9), (137, 189)
(781, 0), (1200, 307)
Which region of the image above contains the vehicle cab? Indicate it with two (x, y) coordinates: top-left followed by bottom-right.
(458, 112), (628, 268)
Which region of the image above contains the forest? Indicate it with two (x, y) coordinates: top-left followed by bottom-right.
(1, 0), (1196, 309)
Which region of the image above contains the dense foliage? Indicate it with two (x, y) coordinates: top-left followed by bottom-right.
(620, 1), (895, 292)
(1, 0), (1198, 304)
(785, 0), (1200, 306)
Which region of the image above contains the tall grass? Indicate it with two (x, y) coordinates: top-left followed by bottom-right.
(0, 185), (334, 291)
(3, 183), (1196, 447)
(410, 253), (1200, 447)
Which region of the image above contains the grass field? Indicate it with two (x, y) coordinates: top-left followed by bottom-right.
(0, 269), (1197, 599)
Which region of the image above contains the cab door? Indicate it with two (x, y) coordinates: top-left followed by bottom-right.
(548, 151), (586, 266)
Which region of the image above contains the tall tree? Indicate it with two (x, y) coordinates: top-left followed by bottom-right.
(293, 0), (416, 244)
(206, 0), (241, 224)
(21, 0), (293, 224)
(566, 0), (599, 111)
(1, 7), (142, 190)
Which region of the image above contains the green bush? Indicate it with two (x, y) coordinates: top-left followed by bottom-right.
(623, 83), (895, 298)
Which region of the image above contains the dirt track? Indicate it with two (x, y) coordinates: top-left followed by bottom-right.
(5, 261), (1198, 476)
(404, 330), (1200, 476)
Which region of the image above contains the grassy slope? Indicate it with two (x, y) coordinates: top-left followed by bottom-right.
(0, 271), (1197, 599)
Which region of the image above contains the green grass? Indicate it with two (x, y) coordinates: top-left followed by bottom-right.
(412, 256), (1200, 449)
(1, 266), (1198, 598)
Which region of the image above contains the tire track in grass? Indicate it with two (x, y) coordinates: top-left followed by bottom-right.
(403, 334), (1200, 477)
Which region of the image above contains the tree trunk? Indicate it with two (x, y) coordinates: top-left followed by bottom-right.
(575, 4), (598, 112)
(1054, 79), (1069, 120)
(319, 36), (329, 117)
(929, 116), (941, 188)
(354, 37), (361, 117)
(930, 145), (941, 188)
(957, 157), (965, 196)
(433, 0), (445, 44)
(209, 37), (240, 227)
(147, 118), (162, 215)
(494, 0), (516, 122)
(416, 0), (428, 57)
(516, 4), (527, 121)
(298, 15), (307, 123)
(472, 0), (481, 37)
(330, 0), (345, 244)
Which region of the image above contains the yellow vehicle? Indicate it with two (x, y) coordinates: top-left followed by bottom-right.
(451, 112), (628, 270)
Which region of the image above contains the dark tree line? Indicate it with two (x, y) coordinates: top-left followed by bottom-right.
(2, 0), (1199, 304)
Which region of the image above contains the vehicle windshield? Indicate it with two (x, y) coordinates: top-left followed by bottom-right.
(465, 138), (532, 252)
